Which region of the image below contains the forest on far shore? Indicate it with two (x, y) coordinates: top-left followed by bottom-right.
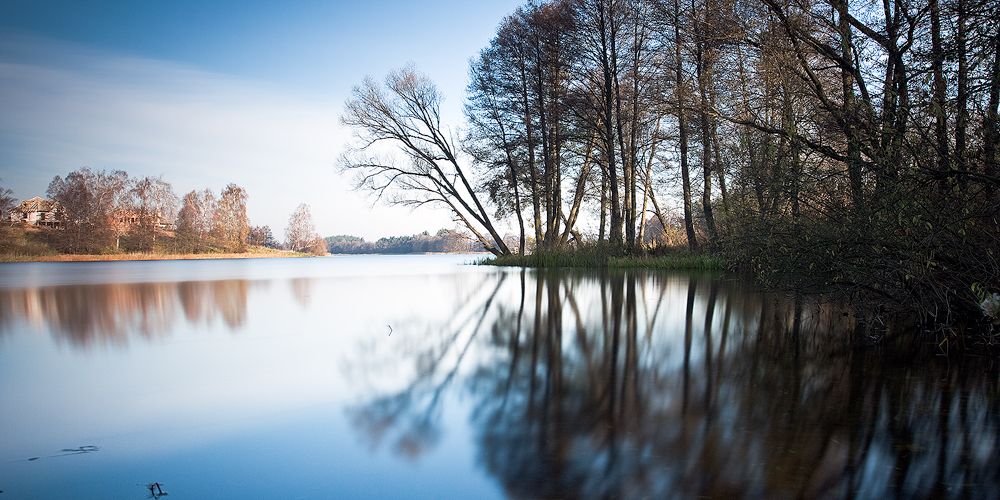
(325, 230), (486, 254)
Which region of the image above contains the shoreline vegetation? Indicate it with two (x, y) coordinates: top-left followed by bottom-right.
(0, 247), (309, 263)
(3, 224), (724, 269)
(0, 225), (312, 263)
(6, 223), (996, 343)
(481, 244), (725, 270)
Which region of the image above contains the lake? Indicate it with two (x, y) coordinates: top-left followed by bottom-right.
(0, 255), (997, 499)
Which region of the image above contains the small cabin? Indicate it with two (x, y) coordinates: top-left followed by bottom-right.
(10, 197), (61, 228)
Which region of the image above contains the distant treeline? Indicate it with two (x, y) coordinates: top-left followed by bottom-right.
(325, 230), (484, 254)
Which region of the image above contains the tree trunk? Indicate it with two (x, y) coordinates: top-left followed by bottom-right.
(637, 118), (662, 250)
(986, 30), (1000, 181)
(675, 0), (698, 250)
(597, 0), (623, 249)
(512, 158), (526, 256)
(931, 0), (949, 171)
(560, 134), (597, 246)
(519, 60), (545, 248)
(955, 0), (968, 172)
(835, 0), (864, 212)
(694, 0), (717, 247)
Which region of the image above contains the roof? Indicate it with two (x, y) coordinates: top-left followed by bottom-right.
(17, 196), (59, 212)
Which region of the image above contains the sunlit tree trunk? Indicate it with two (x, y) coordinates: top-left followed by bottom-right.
(560, 134), (597, 246)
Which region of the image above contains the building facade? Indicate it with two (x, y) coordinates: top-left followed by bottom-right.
(9, 197), (61, 228)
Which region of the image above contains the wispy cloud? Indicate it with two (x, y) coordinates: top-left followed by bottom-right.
(0, 34), (453, 239)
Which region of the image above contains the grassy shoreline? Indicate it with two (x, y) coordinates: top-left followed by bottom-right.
(0, 226), (320, 263)
(480, 246), (726, 271)
(0, 248), (311, 263)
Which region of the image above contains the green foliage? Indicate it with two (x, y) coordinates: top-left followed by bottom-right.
(326, 230), (481, 254)
(325, 234), (364, 243)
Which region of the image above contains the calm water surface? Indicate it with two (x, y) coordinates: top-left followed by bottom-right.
(0, 255), (997, 499)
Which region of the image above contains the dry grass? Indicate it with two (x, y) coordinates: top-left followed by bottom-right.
(0, 225), (322, 262)
(0, 247), (312, 263)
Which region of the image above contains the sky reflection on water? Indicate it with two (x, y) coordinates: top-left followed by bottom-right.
(0, 256), (997, 499)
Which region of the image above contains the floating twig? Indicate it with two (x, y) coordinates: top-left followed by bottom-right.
(145, 482), (168, 498)
(16, 445), (99, 462)
(58, 446), (100, 456)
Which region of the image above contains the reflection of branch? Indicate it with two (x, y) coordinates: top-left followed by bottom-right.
(714, 298), (731, 390)
(18, 445), (100, 462)
(640, 272), (670, 347)
(481, 271), (1000, 499)
(349, 273), (507, 459)
(565, 283), (600, 392)
(58, 445), (100, 455)
(144, 482), (168, 499)
(500, 270), (527, 406)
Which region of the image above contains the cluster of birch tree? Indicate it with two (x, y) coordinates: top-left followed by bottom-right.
(283, 203), (327, 255)
(343, 0), (999, 314)
(45, 168), (178, 253)
(43, 167), (252, 254)
(173, 183), (251, 253)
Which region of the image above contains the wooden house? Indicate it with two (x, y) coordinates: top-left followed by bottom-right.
(9, 197), (61, 228)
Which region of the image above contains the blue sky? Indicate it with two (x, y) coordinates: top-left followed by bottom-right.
(0, 0), (525, 241)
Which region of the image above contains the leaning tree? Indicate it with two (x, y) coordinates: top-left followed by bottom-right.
(340, 65), (512, 257)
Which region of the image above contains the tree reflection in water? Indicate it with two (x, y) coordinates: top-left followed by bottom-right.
(351, 269), (999, 500)
(0, 280), (249, 346)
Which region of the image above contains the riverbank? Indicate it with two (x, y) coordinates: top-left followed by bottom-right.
(0, 225), (316, 262)
(481, 245), (726, 270)
(0, 247), (312, 262)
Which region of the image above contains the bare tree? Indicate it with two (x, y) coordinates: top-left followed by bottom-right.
(285, 203), (319, 253)
(0, 179), (15, 222)
(217, 183), (249, 252)
(340, 65), (512, 257)
(306, 235), (328, 256)
(128, 175), (178, 251)
(175, 189), (218, 252)
(46, 167), (130, 253)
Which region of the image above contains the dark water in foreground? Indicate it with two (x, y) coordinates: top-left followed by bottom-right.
(0, 255), (997, 499)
